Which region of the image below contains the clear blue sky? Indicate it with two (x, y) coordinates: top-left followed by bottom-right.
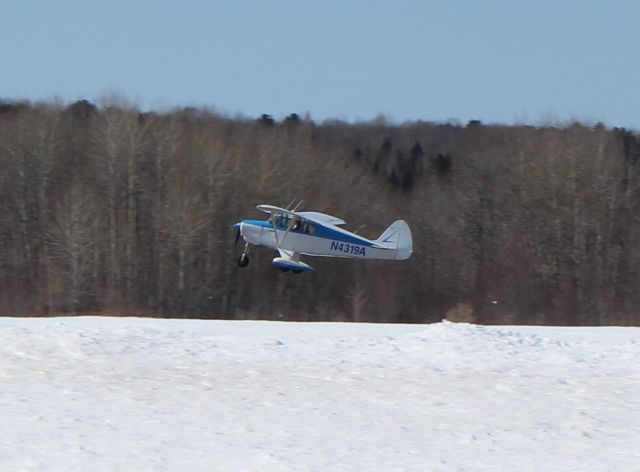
(2, 0), (639, 128)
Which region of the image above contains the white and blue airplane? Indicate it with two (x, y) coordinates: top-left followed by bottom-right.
(233, 203), (412, 273)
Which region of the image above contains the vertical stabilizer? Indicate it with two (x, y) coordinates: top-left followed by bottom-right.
(374, 220), (412, 259)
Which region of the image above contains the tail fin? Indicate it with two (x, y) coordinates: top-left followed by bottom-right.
(374, 220), (413, 260)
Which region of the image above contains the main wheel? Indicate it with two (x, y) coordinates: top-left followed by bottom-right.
(237, 254), (249, 267)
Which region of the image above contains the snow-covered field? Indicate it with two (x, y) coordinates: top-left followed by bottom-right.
(1, 317), (639, 471)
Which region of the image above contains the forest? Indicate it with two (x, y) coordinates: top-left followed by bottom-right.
(1, 99), (639, 325)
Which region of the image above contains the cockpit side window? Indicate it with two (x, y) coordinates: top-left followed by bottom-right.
(275, 215), (290, 230)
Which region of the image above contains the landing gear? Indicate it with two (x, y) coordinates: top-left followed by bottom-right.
(237, 243), (250, 268)
(237, 254), (249, 267)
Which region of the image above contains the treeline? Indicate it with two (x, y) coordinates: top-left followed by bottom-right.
(1, 99), (639, 325)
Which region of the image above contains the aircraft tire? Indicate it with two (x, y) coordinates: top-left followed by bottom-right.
(237, 254), (249, 268)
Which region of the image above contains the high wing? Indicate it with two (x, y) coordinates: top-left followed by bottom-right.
(256, 205), (346, 226)
(296, 211), (346, 226)
(256, 205), (294, 218)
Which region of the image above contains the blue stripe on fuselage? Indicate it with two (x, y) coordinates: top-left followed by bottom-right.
(312, 224), (373, 247)
(242, 219), (273, 229)
(242, 219), (373, 247)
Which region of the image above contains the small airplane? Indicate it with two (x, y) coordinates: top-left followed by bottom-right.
(233, 202), (412, 273)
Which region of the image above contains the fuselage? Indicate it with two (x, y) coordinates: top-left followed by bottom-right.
(236, 218), (400, 260)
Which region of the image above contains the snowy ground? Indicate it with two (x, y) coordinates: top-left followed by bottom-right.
(1, 317), (639, 471)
